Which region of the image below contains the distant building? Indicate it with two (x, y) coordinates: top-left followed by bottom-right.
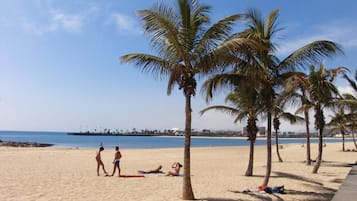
(169, 128), (184, 136)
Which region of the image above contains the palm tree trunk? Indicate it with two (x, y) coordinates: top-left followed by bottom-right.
(262, 111), (272, 186)
(312, 128), (323, 173)
(182, 94), (195, 200)
(341, 130), (345, 152)
(245, 138), (254, 176)
(304, 110), (312, 165)
(353, 132), (357, 149)
(275, 129), (283, 162)
(352, 124), (357, 149)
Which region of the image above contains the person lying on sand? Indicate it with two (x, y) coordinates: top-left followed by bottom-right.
(243, 185), (285, 194)
(165, 162), (182, 176)
(138, 165), (164, 174)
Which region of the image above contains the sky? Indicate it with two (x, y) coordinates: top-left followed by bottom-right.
(0, 0), (356, 133)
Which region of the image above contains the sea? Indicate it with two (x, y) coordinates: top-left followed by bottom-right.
(0, 130), (351, 149)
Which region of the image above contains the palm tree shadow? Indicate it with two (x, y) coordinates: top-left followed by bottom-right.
(228, 190), (283, 201)
(273, 171), (323, 186)
(200, 198), (247, 201)
(321, 161), (356, 168)
(242, 174), (264, 178)
(284, 189), (335, 201)
(218, 170), (339, 200)
(226, 185), (335, 201)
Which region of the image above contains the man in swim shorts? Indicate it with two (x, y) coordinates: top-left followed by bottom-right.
(111, 146), (122, 177)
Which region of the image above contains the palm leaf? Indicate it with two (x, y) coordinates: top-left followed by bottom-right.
(279, 41), (343, 71)
(121, 53), (173, 79)
(344, 73), (357, 92)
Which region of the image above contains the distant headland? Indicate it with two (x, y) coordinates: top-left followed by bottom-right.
(0, 139), (53, 147)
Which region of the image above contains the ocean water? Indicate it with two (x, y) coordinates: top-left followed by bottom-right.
(0, 130), (350, 149)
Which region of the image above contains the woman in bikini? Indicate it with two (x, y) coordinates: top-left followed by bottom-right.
(165, 162), (182, 176)
(95, 146), (108, 176)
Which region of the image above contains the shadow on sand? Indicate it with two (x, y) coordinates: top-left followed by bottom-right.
(321, 161), (356, 168)
(199, 198), (247, 201)
(273, 171), (323, 186)
(198, 162), (356, 201)
(201, 171), (337, 201)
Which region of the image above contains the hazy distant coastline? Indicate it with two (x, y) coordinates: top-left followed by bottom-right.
(0, 140), (53, 147)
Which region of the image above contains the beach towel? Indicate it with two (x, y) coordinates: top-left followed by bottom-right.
(138, 171), (163, 174)
(119, 175), (145, 178)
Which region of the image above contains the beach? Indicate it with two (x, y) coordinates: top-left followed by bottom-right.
(0, 142), (356, 201)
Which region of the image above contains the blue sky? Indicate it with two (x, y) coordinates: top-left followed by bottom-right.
(0, 0), (356, 132)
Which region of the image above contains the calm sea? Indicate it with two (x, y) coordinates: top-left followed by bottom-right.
(0, 130), (350, 149)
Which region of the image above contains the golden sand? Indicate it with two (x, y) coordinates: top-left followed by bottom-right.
(0, 142), (356, 201)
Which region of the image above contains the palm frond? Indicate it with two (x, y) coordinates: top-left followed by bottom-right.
(279, 40), (343, 71)
(137, 4), (188, 62)
(199, 105), (240, 116)
(265, 9), (282, 45)
(329, 66), (349, 82)
(121, 53), (173, 79)
(199, 37), (263, 73)
(343, 73), (357, 92)
(279, 112), (305, 124)
(201, 73), (246, 102)
(194, 14), (245, 57)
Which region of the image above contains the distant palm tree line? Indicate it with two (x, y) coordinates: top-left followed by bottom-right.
(120, 0), (354, 200)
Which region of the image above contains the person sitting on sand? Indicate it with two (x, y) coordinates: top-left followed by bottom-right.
(111, 146), (122, 177)
(138, 165), (164, 174)
(165, 162), (182, 176)
(96, 146), (108, 176)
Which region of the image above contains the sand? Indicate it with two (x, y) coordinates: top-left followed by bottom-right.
(0, 141), (356, 201)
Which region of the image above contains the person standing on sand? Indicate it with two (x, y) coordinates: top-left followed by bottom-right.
(96, 146), (108, 176)
(111, 146), (122, 177)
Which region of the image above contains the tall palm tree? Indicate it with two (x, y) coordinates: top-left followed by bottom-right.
(283, 73), (314, 165)
(343, 72), (357, 149)
(344, 94), (357, 149)
(333, 93), (357, 149)
(272, 104), (304, 162)
(237, 8), (342, 186)
(327, 105), (348, 151)
(201, 78), (262, 176)
(309, 64), (347, 173)
(120, 1), (257, 199)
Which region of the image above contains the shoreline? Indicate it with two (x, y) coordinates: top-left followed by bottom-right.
(67, 131), (355, 139)
(0, 137), (352, 149)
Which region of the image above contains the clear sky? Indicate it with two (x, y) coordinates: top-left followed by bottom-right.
(0, 0), (356, 133)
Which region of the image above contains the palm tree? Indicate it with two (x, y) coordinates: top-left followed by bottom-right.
(283, 73), (314, 165)
(344, 94), (357, 149)
(120, 1), (257, 199)
(272, 104), (304, 162)
(327, 105), (348, 151)
(308, 63), (347, 173)
(343, 72), (357, 149)
(201, 78), (262, 176)
(237, 8), (342, 186)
